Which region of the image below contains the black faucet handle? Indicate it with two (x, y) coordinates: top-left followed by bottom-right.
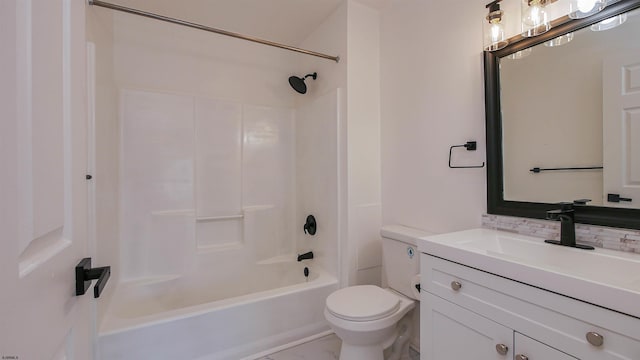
(558, 202), (574, 211)
(573, 199), (592, 206)
(303, 215), (317, 235)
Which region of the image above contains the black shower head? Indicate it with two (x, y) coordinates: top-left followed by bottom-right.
(288, 72), (317, 94)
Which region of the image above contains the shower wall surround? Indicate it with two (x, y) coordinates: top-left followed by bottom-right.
(482, 214), (640, 253)
(121, 89), (296, 280)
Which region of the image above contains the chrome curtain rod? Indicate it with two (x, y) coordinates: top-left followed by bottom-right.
(88, 0), (340, 63)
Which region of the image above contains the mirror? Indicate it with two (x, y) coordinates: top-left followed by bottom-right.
(485, 0), (640, 229)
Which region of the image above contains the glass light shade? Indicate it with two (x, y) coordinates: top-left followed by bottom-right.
(521, 0), (551, 37)
(484, 19), (508, 51)
(590, 13), (627, 31)
(569, 0), (607, 19)
(544, 32), (574, 47)
(506, 47), (533, 60)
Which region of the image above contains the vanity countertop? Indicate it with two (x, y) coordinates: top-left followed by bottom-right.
(417, 228), (640, 319)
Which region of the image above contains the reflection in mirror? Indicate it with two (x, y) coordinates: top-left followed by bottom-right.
(499, 8), (640, 208)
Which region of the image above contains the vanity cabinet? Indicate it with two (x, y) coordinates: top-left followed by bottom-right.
(420, 254), (640, 360)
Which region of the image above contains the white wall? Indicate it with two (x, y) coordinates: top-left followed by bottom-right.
(295, 2), (350, 284)
(380, 0), (487, 233)
(347, 1), (383, 286)
(113, 12), (297, 108)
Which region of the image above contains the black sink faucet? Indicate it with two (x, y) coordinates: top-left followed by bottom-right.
(297, 251), (314, 262)
(545, 202), (594, 250)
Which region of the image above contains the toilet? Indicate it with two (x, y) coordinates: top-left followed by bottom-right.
(325, 225), (432, 360)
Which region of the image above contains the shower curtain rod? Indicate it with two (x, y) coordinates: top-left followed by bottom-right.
(88, 0), (340, 63)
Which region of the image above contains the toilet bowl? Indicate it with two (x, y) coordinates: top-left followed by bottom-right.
(325, 225), (433, 360)
(324, 285), (415, 360)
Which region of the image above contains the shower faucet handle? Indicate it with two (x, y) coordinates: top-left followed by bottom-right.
(303, 215), (317, 235)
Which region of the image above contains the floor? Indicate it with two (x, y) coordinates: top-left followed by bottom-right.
(258, 334), (420, 360)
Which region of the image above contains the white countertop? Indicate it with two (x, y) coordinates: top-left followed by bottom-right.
(417, 228), (640, 319)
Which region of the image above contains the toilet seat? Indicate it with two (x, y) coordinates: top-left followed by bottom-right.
(326, 285), (401, 322)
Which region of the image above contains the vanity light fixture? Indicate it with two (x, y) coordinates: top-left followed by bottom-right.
(569, 0), (607, 19)
(484, 0), (508, 51)
(590, 13), (627, 31)
(521, 0), (552, 37)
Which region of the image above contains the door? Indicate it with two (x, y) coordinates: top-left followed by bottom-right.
(421, 293), (513, 360)
(603, 50), (640, 208)
(0, 0), (92, 359)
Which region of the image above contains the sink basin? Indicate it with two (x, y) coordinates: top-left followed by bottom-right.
(418, 228), (640, 318)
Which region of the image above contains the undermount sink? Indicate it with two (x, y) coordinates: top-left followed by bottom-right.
(417, 228), (640, 318)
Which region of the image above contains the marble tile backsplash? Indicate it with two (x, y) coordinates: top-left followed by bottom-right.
(482, 214), (640, 254)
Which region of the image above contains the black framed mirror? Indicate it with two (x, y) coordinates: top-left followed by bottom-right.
(485, 0), (640, 230)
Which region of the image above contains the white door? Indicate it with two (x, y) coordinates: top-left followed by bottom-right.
(603, 50), (640, 208)
(421, 293), (514, 360)
(0, 1), (93, 359)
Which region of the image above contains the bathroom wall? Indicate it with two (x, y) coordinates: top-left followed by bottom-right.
(346, 1), (383, 286)
(380, 0), (487, 233)
(86, 6), (119, 325)
(295, 2), (349, 283)
(112, 12), (296, 108)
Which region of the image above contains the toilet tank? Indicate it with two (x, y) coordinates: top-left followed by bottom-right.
(381, 225), (434, 300)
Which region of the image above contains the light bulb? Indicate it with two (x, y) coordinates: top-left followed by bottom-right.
(569, 0), (606, 19)
(491, 22), (502, 42)
(578, 0), (594, 12)
(522, 0), (550, 37)
(484, 2), (507, 52)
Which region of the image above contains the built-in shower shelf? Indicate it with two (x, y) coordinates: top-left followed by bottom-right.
(150, 209), (194, 217)
(196, 214), (244, 222)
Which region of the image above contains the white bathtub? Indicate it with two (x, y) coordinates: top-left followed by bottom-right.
(98, 263), (338, 360)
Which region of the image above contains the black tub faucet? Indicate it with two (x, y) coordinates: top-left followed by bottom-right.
(297, 251), (314, 262)
(544, 202), (594, 250)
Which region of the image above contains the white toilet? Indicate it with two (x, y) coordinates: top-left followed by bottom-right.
(325, 225), (432, 360)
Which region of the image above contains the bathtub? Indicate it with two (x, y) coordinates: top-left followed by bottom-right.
(98, 263), (338, 360)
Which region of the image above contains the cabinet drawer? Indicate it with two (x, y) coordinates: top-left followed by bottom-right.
(421, 254), (640, 360)
(515, 332), (577, 360)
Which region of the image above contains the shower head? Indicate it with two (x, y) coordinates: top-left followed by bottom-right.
(288, 72), (317, 94)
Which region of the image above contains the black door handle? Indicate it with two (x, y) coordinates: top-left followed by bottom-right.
(75, 258), (111, 298)
(607, 193), (632, 203)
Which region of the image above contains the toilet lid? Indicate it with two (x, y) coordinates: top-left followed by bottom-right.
(326, 285), (400, 321)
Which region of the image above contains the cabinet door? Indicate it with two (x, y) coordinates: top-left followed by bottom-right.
(514, 332), (577, 360)
(421, 293), (513, 360)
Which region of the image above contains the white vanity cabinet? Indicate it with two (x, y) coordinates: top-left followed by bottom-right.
(420, 254), (640, 360)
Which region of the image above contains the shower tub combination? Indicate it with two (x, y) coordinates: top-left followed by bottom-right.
(98, 262), (338, 359)
(97, 86), (342, 359)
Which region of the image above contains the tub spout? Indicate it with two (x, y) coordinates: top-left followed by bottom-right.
(297, 251), (314, 262)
